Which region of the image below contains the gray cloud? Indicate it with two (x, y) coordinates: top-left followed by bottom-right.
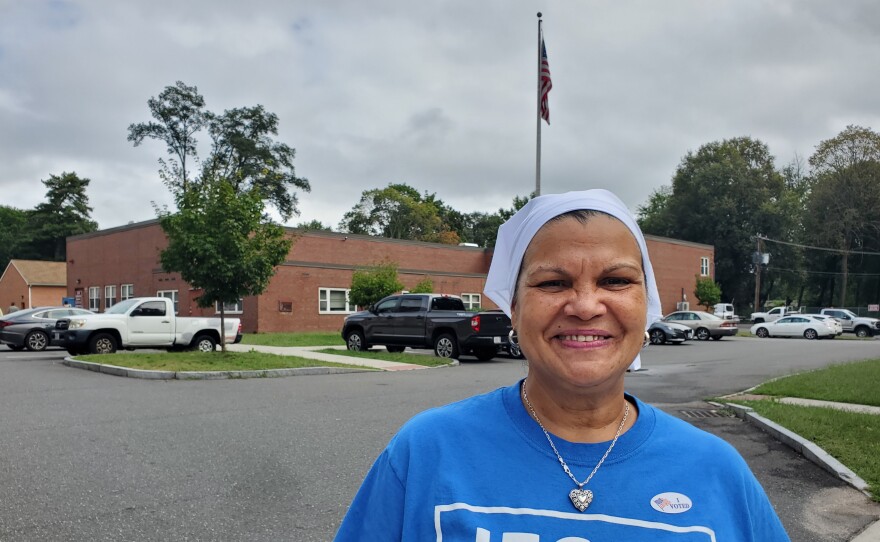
(1, 0), (878, 229)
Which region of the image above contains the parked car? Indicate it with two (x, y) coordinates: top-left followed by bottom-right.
(661, 311), (739, 341)
(818, 308), (880, 337)
(341, 294), (512, 360)
(648, 320), (693, 345)
(712, 303), (740, 322)
(801, 314), (843, 336)
(750, 315), (837, 340)
(0, 307), (94, 351)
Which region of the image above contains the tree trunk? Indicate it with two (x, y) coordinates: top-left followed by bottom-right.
(839, 252), (849, 307)
(220, 305), (227, 353)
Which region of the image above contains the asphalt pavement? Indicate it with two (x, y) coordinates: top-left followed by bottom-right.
(2, 338), (879, 541)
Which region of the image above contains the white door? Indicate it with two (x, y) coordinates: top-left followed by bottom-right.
(127, 300), (174, 345)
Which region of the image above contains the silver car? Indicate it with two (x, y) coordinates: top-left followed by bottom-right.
(661, 311), (740, 341)
(0, 307), (94, 351)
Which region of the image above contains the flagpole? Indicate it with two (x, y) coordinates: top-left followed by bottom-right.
(535, 13), (543, 197)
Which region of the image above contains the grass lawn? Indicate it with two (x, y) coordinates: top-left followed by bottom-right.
(751, 359), (880, 406)
(315, 348), (452, 367)
(239, 332), (344, 347)
(77, 350), (370, 372)
(725, 357), (880, 501)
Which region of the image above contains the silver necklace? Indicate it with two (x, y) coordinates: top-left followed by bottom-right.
(521, 379), (630, 512)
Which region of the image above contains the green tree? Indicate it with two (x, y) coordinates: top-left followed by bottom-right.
(348, 261), (404, 308)
(410, 278), (434, 293)
(29, 172), (99, 261)
(693, 276), (722, 311)
(0, 206), (28, 271)
(340, 184), (446, 242)
(158, 176), (292, 351)
(294, 219), (332, 231)
(130, 82), (310, 221)
(637, 137), (799, 308)
(127, 80), (208, 193)
(201, 105), (310, 221)
(804, 125), (880, 306)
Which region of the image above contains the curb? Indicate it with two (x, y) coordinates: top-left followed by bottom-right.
(722, 402), (871, 497)
(63, 358), (374, 380)
(62, 356), (458, 380)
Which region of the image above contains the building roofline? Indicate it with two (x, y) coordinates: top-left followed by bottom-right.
(69, 218), (713, 252)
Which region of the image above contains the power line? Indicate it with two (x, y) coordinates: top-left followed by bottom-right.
(766, 265), (880, 277)
(758, 235), (880, 256)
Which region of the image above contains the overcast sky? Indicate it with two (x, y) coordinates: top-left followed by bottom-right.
(2, 1), (879, 231)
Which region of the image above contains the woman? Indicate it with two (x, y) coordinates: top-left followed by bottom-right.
(334, 189), (789, 541)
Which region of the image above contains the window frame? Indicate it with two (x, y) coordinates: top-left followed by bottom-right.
(156, 290), (179, 315)
(318, 287), (357, 314)
(461, 293), (482, 310)
(120, 284), (134, 301)
(105, 285), (117, 309)
(700, 257), (710, 277)
(215, 299), (244, 314)
(88, 286), (101, 311)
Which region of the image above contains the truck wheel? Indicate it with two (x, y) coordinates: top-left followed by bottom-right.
(192, 334), (217, 352)
(346, 330), (368, 351)
(855, 326), (872, 338)
(89, 333), (118, 355)
(434, 333), (459, 359)
(25, 330), (50, 351)
(695, 327), (711, 341)
(473, 347), (497, 361)
(386, 345), (406, 353)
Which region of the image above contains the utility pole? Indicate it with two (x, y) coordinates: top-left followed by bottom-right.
(753, 235), (763, 312)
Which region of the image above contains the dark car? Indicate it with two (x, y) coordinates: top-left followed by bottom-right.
(648, 320), (693, 345)
(0, 307), (94, 351)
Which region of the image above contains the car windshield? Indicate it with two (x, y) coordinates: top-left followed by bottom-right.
(105, 298), (140, 314)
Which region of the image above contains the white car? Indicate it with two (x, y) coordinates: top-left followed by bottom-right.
(750, 315), (837, 340)
(801, 314), (843, 336)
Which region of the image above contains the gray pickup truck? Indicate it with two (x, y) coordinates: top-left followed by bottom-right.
(341, 294), (514, 361)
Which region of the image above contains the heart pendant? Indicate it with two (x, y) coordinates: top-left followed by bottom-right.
(569, 488), (593, 512)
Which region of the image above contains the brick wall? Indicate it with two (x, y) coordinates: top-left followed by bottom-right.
(65, 221), (714, 332)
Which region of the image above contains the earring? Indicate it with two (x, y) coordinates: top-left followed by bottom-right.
(642, 331), (650, 349)
(508, 328), (519, 347)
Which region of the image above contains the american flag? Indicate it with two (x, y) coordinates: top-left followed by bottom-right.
(540, 37), (552, 124)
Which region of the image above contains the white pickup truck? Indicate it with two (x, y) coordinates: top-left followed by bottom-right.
(54, 297), (242, 355)
(749, 306), (797, 323)
(819, 308), (880, 338)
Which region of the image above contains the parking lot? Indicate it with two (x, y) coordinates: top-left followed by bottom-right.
(1, 336), (878, 541)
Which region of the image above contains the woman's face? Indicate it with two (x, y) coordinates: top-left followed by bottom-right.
(510, 214), (647, 394)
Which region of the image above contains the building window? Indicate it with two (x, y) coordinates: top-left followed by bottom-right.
(88, 287), (101, 311)
(105, 285), (117, 309)
(215, 299), (243, 314)
(319, 288), (356, 314)
(121, 284), (134, 301)
(700, 257), (710, 277)
(157, 290), (179, 314)
(461, 293), (481, 310)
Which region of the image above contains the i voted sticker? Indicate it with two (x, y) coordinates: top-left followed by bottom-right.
(650, 492), (693, 514)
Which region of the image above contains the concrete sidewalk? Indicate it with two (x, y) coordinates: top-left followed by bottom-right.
(224, 343), (437, 371)
(720, 394), (880, 542)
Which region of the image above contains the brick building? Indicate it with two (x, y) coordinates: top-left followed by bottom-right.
(65, 220), (714, 333)
(0, 259), (68, 312)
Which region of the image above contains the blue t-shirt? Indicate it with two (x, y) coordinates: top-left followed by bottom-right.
(335, 381), (790, 541)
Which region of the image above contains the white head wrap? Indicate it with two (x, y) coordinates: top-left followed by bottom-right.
(484, 189), (662, 371)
